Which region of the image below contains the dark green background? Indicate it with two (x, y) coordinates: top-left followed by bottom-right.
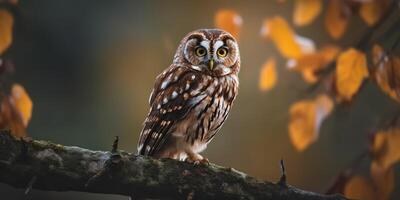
(1, 0), (399, 199)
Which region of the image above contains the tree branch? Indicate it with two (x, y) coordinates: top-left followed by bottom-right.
(0, 131), (346, 200)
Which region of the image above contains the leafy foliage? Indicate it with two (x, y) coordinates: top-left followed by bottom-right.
(0, 4), (33, 137)
(216, 0), (399, 199)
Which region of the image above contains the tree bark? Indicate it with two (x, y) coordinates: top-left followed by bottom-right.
(0, 131), (346, 200)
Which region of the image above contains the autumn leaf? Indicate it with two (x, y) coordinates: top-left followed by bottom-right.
(0, 84), (33, 137)
(0, 96), (26, 137)
(335, 48), (368, 101)
(261, 16), (311, 59)
(324, 0), (349, 39)
(11, 84), (33, 127)
(259, 58), (277, 92)
(293, 0), (322, 26)
(359, 0), (389, 26)
(370, 128), (400, 170)
(215, 9), (242, 39)
(344, 176), (377, 200)
(0, 9), (13, 54)
(370, 161), (394, 200)
(287, 45), (340, 83)
(288, 94), (334, 151)
(371, 44), (400, 103)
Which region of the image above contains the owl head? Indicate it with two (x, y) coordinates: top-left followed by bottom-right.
(173, 29), (240, 77)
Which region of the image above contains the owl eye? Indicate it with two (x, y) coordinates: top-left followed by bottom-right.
(195, 46), (207, 57)
(217, 47), (228, 58)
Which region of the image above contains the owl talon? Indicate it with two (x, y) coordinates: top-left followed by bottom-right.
(200, 158), (210, 165)
(186, 158), (209, 166)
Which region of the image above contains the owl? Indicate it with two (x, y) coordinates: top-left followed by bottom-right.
(137, 29), (240, 164)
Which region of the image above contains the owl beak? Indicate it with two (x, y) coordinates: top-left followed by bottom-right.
(208, 58), (214, 71)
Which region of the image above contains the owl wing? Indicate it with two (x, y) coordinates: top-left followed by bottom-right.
(137, 64), (205, 156)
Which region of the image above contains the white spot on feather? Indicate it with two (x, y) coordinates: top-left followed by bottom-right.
(191, 65), (202, 71)
(160, 80), (169, 89)
(171, 91), (178, 99)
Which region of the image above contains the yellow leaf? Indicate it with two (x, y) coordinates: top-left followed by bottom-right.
(344, 176), (377, 200)
(0, 9), (13, 54)
(324, 0), (349, 39)
(370, 161), (394, 200)
(335, 48), (368, 101)
(359, 0), (389, 26)
(288, 94), (333, 151)
(215, 9), (242, 40)
(11, 84), (33, 127)
(371, 128), (400, 170)
(261, 16), (302, 59)
(293, 0), (322, 26)
(259, 58), (277, 91)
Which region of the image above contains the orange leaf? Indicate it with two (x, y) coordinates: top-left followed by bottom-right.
(259, 58), (277, 91)
(344, 176), (377, 200)
(324, 0), (349, 39)
(293, 0), (322, 26)
(335, 48), (368, 101)
(370, 161), (394, 200)
(301, 69), (318, 84)
(11, 84), (33, 127)
(371, 128), (400, 170)
(287, 45), (340, 83)
(0, 96), (26, 137)
(214, 9), (242, 40)
(288, 45), (340, 71)
(261, 16), (303, 59)
(0, 9), (13, 54)
(371, 44), (400, 103)
(359, 0), (389, 26)
(288, 94), (334, 151)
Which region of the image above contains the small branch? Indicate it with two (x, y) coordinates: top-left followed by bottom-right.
(278, 159), (287, 188)
(0, 131), (347, 200)
(112, 136), (119, 153)
(24, 175), (37, 195)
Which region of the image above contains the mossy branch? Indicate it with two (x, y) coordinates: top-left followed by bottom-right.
(0, 131), (346, 200)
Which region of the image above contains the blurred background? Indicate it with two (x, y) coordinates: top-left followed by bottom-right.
(1, 0), (399, 199)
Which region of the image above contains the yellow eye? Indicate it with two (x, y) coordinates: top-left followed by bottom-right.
(195, 47), (207, 57)
(217, 47), (228, 58)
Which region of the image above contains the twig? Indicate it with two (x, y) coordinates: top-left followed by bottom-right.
(112, 136), (119, 153)
(24, 176), (37, 195)
(278, 159), (287, 188)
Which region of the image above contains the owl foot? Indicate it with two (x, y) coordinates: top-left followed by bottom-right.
(186, 157), (209, 166)
(185, 153), (209, 166)
(194, 157), (209, 166)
